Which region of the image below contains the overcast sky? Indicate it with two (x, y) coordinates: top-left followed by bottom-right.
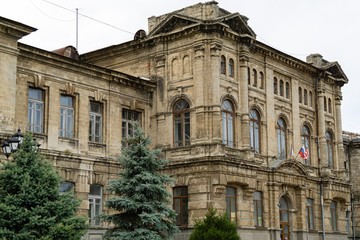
(1, 0), (359, 133)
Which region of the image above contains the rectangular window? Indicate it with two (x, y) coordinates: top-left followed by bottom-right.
(60, 182), (74, 195)
(122, 109), (141, 145)
(330, 201), (337, 231)
(306, 199), (314, 230)
(254, 191), (263, 227)
(60, 95), (74, 138)
(226, 187), (236, 223)
(346, 211), (350, 235)
(89, 185), (102, 226)
(173, 187), (188, 226)
(89, 102), (102, 143)
(28, 88), (44, 133)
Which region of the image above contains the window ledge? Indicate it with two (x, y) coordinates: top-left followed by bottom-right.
(59, 136), (78, 143)
(89, 142), (106, 147)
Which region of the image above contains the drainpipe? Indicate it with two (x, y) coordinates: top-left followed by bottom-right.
(315, 76), (326, 240)
(320, 182), (325, 240)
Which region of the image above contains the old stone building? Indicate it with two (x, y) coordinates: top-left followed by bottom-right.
(0, 1), (356, 240)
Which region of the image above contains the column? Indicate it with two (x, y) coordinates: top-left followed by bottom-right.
(239, 44), (250, 149)
(317, 81), (327, 167)
(335, 89), (344, 170)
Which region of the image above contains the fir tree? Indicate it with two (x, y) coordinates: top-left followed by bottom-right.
(103, 122), (179, 240)
(0, 133), (87, 240)
(189, 208), (240, 240)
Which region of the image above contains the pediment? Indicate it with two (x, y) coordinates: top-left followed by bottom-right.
(148, 14), (201, 37)
(323, 62), (348, 85)
(221, 13), (256, 38)
(270, 159), (308, 176)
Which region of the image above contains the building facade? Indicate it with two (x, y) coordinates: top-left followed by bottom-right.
(0, 2), (355, 240)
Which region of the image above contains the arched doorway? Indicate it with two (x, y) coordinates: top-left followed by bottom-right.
(279, 197), (290, 240)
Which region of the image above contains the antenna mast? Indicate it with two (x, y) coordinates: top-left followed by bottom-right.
(76, 8), (78, 50)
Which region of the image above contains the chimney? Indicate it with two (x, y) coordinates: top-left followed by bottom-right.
(306, 53), (323, 67)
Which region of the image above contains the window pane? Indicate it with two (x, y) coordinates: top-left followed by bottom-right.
(174, 198), (181, 224)
(90, 102), (101, 113)
(90, 185), (102, 196)
(61, 95), (73, 107)
(29, 88), (43, 100)
(182, 197), (188, 225)
(254, 191), (261, 200)
(60, 182), (74, 193)
(174, 187), (188, 197)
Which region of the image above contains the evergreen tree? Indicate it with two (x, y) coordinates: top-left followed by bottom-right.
(189, 208), (240, 240)
(0, 133), (87, 240)
(103, 122), (179, 240)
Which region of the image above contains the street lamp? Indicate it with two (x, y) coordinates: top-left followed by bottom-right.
(1, 129), (40, 158)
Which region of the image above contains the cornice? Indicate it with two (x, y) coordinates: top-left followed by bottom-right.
(18, 43), (156, 92)
(253, 41), (319, 77)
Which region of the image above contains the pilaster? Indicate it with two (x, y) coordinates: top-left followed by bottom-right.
(239, 44), (250, 149)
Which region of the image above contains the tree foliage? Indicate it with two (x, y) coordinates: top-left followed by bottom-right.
(0, 133), (87, 240)
(189, 208), (240, 240)
(103, 122), (179, 240)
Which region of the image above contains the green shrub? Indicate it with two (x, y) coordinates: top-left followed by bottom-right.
(189, 208), (240, 240)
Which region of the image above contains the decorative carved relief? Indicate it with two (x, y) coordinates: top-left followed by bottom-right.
(64, 82), (76, 96)
(94, 89), (104, 102)
(33, 74), (45, 88)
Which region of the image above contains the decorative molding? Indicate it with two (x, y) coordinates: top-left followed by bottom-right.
(33, 74), (45, 88)
(64, 82), (76, 96)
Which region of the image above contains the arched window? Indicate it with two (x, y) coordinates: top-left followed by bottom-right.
(252, 69), (257, 87)
(279, 197), (290, 240)
(301, 125), (311, 165)
(220, 56), (226, 74)
(298, 87), (302, 103)
(250, 109), (260, 153)
(174, 100), (190, 147)
(248, 67), (251, 85)
(279, 80), (284, 97)
(259, 72), (264, 89)
(274, 78), (278, 95)
(229, 59), (234, 77)
(304, 89), (308, 105)
(276, 118), (287, 160)
(285, 82), (290, 98)
(328, 98), (332, 114)
(324, 96), (327, 111)
(222, 100), (234, 147)
(309, 91), (312, 107)
(326, 131), (333, 168)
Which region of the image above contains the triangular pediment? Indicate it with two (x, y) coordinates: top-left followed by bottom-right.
(323, 62), (349, 85)
(148, 14), (201, 37)
(221, 13), (256, 38)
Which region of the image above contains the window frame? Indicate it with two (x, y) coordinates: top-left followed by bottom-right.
(122, 108), (141, 145)
(306, 198), (314, 230)
(220, 55), (226, 74)
(89, 101), (103, 143)
(226, 187), (237, 223)
(279, 80), (284, 96)
(274, 78), (278, 95)
(330, 201), (337, 231)
(173, 187), (188, 226)
(89, 184), (102, 226)
(229, 58), (234, 77)
(28, 87), (45, 133)
(173, 100), (190, 147)
(221, 100), (235, 147)
(301, 125), (311, 165)
(59, 95), (75, 138)
(326, 131), (334, 168)
(254, 191), (264, 227)
(276, 118), (287, 160)
(252, 69), (257, 87)
(249, 109), (260, 154)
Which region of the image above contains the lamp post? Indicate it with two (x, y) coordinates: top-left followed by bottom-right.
(1, 129), (40, 158)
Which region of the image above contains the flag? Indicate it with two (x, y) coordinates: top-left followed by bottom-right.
(299, 146), (309, 160)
